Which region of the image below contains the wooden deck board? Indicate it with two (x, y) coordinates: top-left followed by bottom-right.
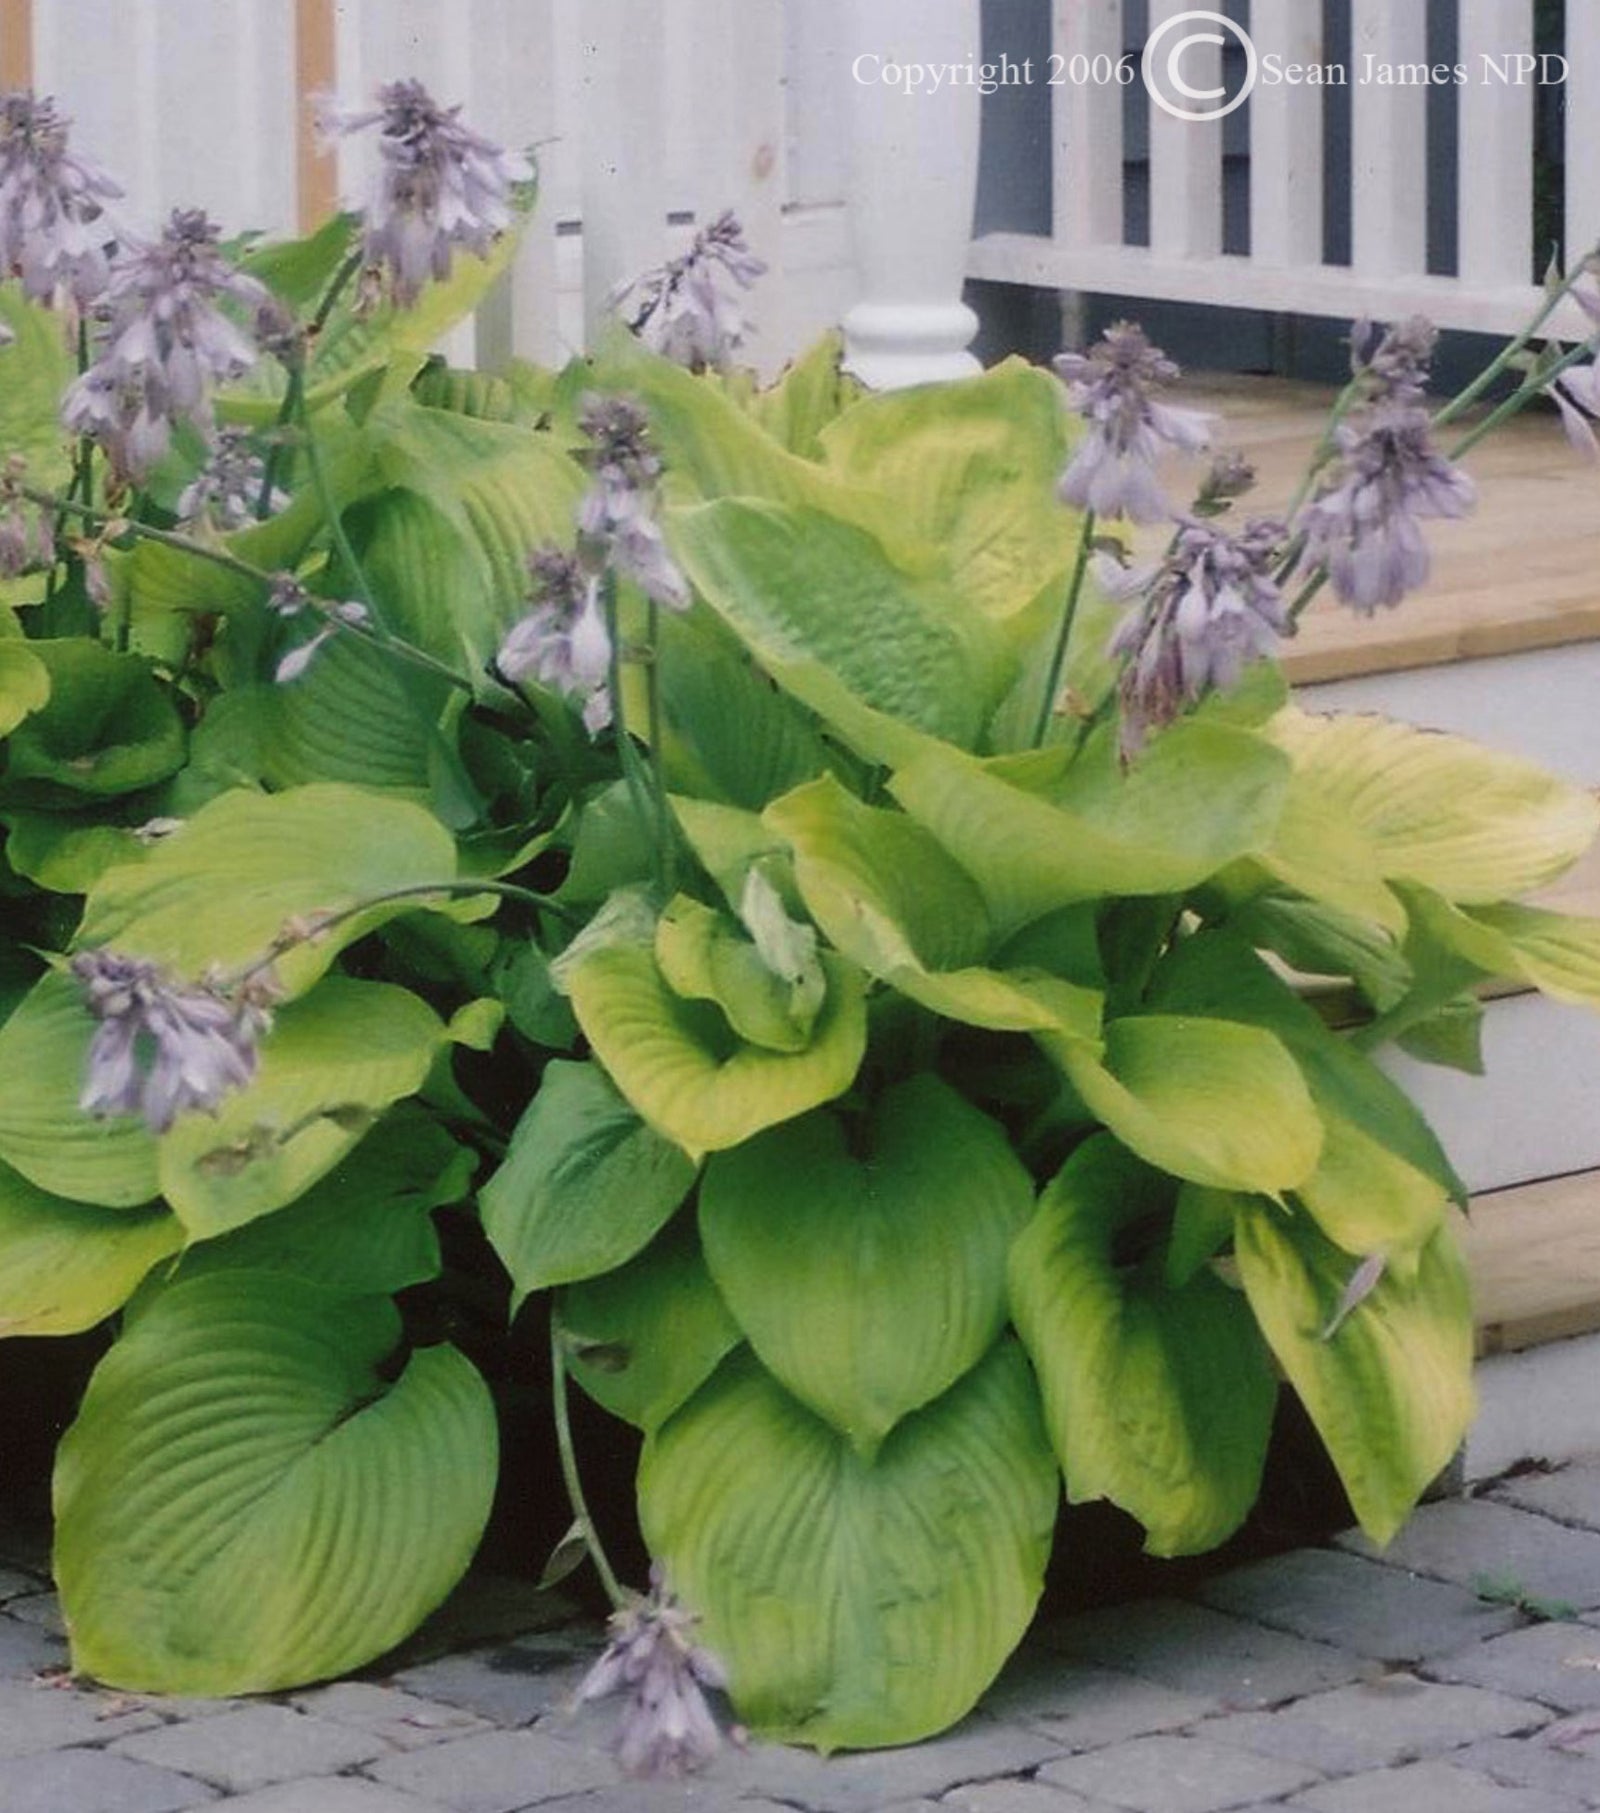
(1462, 1172), (1600, 1355)
(1140, 374), (1600, 684)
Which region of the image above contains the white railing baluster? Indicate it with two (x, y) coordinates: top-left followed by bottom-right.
(1250, 0), (1323, 267)
(1567, 3), (1600, 266)
(1350, 0), (1428, 278)
(1458, 0), (1533, 290)
(1146, 0), (1222, 262)
(1054, 0), (1123, 251)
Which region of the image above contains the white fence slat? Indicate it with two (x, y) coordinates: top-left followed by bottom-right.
(785, 0), (848, 209)
(1350, 0), (1428, 277)
(1567, 3), (1600, 263)
(1053, 0), (1123, 248)
(1458, 0), (1534, 288)
(34, 0), (160, 227)
(578, 0), (667, 345)
(1249, 0), (1324, 267)
(1146, 0), (1222, 262)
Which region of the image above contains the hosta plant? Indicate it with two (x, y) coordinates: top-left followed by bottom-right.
(4, 76), (1600, 1769)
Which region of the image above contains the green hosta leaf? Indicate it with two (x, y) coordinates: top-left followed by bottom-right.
(0, 971), (159, 1207)
(1010, 1136), (1274, 1555)
(888, 721), (1290, 938)
(1046, 1015), (1322, 1195)
(1145, 931), (1462, 1256)
(54, 1271), (497, 1694)
(819, 358), (1076, 622)
(1227, 896), (1411, 1014)
(78, 783), (462, 999)
(671, 498), (1013, 750)
(639, 1342), (1057, 1750)
(738, 330), (858, 458)
(0, 641), (185, 805)
(1235, 1204), (1474, 1544)
(156, 978), (446, 1239)
(700, 1077), (1034, 1457)
(4, 810), (154, 895)
(0, 286), (77, 487)
(561, 1217), (741, 1431)
(1246, 771), (1407, 934)
(0, 639), (49, 737)
(0, 1160), (178, 1336)
(655, 894), (821, 1053)
(174, 1109), (464, 1293)
(1267, 708), (1600, 903)
(1458, 898), (1600, 1011)
(565, 942), (867, 1159)
(481, 1059), (696, 1302)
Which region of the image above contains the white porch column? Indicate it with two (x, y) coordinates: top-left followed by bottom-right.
(841, 0), (983, 390)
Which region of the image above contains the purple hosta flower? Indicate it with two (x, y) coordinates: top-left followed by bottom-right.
(318, 80), (531, 308)
(575, 1566), (729, 1778)
(619, 210), (766, 373)
(1299, 401), (1475, 614)
(1105, 515), (1289, 758)
(1549, 357), (1600, 460)
(274, 599), (372, 684)
(1192, 450), (1257, 518)
(495, 547), (612, 734)
(71, 948), (279, 1135)
(1054, 323), (1214, 524)
(61, 208), (269, 484)
(576, 394), (689, 611)
(0, 90), (121, 309)
(0, 456), (54, 576)
(1349, 315), (1439, 404)
(176, 426), (286, 531)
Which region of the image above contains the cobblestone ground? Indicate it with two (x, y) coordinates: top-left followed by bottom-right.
(13, 1462), (1600, 1811)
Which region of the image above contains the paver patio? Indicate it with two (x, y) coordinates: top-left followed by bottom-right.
(9, 1458), (1600, 1811)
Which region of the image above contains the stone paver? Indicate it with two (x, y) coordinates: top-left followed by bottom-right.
(982, 1653), (1220, 1750)
(1430, 1620), (1600, 1712)
(364, 1729), (619, 1812)
(388, 1639), (587, 1729)
(1493, 1464), (1600, 1532)
(1038, 1599), (1366, 1708)
(0, 1675), (164, 1756)
(1452, 1731), (1600, 1807)
(1285, 1756), (1588, 1812)
(0, 1745), (216, 1813)
(939, 1783), (1118, 1813)
(1202, 1673), (1550, 1773)
(1339, 1499), (1600, 1611)
(287, 1681), (493, 1751)
(1037, 1731), (1321, 1811)
(111, 1703), (390, 1793)
(212, 1784), (446, 1813)
(1194, 1547), (1520, 1661)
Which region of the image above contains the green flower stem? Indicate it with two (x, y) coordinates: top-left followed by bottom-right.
(1032, 506), (1096, 749)
(257, 248), (365, 516)
(602, 574), (670, 897)
(643, 600), (677, 894)
(1447, 337), (1598, 463)
(1288, 567), (1328, 627)
(550, 1317), (626, 1610)
(1285, 374), (1363, 524)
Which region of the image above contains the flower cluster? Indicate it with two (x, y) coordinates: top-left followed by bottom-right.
(268, 577), (374, 684)
(1349, 314), (1438, 405)
(575, 1568), (729, 1778)
(0, 455), (54, 577)
(176, 426), (286, 531)
(495, 548), (612, 733)
(71, 949), (279, 1135)
(1102, 514), (1290, 757)
(0, 90), (120, 309)
(61, 208), (269, 484)
(619, 210), (766, 372)
(1055, 322), (1214, 523)
(319, 79), (530, 308)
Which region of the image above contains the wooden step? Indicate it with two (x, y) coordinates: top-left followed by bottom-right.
(1463, 1170), (1600, 1357)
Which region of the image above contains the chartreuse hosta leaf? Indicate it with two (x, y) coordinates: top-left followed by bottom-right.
(1235, 1203), (1474, 1544)
(0, 1160), (180, 1337)
(1396, 882), (1600, 1016)
(655, 895), (823, 1054)
(670, 498), (1013, 751)
(1145, 931), (1461, 1263)
(564, 935), (867, 1161)
(54, 1272), (497, 1694)
(1245, 770), (1407, 935)
(886, 718), (1291, 938)
(156, 979), (447, 1241)
(561, 1216), (741, 1432)
(817, 358), (1077, 623)
(481, 1059), (696, 1303)
(0, 285), (77, 486)
(0, 638), (49, 737)
(700, 1076), (1034, 1458)
(1267, 708), (1600, 903)
(639, 1343), (1057, 1749)
(1010, 1136), (1275, 1556)
(763, 775), (1103, 1042)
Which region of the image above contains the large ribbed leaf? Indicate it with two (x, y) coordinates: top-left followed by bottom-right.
(639, 1343), (1057, 1749)
(481, 1059), (696, 1302)
(157, 979), (446, 1240)
(1235, 1204), (1474, 1544)
(1267, 709), (1600, 903)
(0, 1160), (179, 1337)
(565, 943), (867, 1159)
(54, 1272), (497, 1694)
(561, 1217), (741, 1432)
(699, 1078), (1034, 1457)
(0, 285), (77, 486)
(0, 639), (49, 737)
(1010, 1136), (1274, 1556)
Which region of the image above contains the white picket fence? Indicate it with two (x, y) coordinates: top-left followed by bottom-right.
(10, 0), (861, 374)
(970, 0), (1600, 342)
